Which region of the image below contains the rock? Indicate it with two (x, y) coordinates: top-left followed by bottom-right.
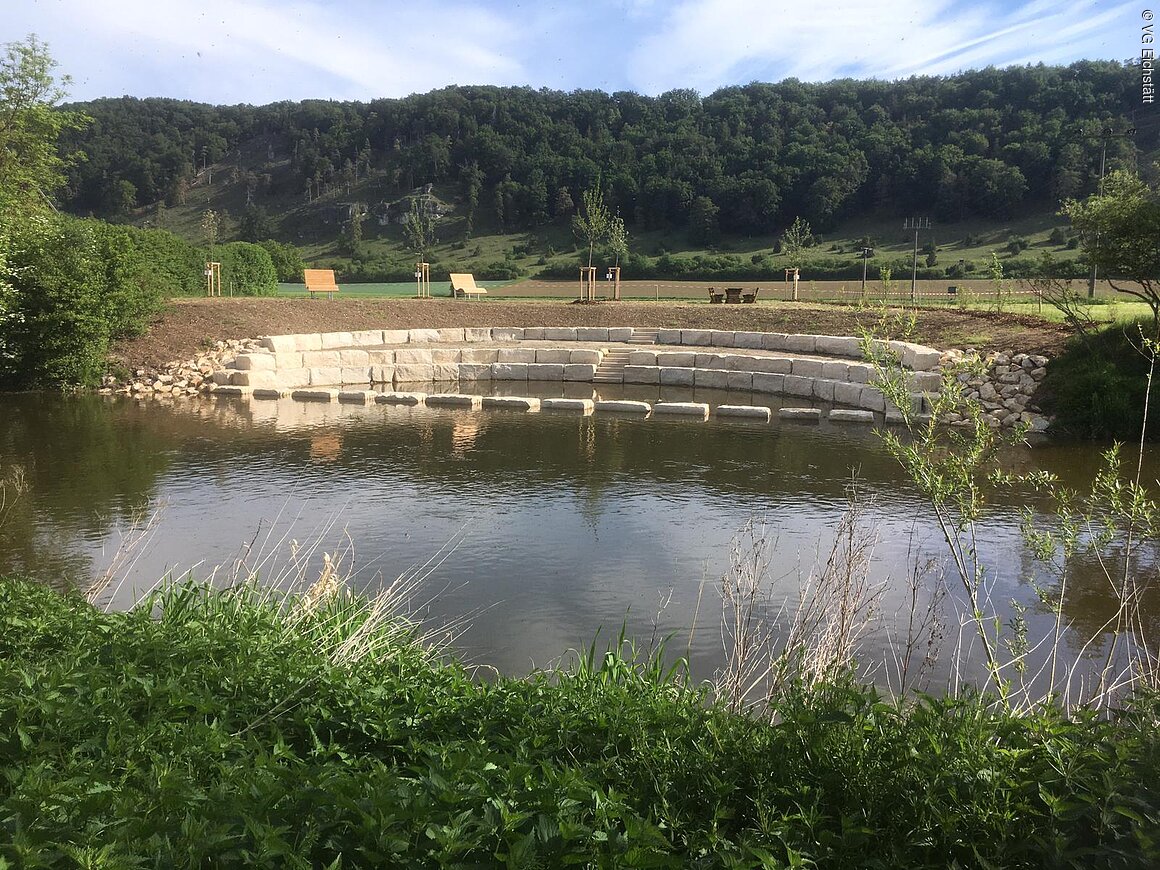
(979, 382), (998, 401)
(1030, 367), (1047, 380)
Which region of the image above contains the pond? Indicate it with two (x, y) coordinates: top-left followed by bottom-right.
(2, 390), (1157, 693)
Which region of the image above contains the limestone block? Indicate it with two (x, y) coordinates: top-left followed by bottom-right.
(339, 349), (370, 367)
(908, 371), (942, 392)
(407, 328), (441, 344)
(858, 386), (888, 412)
(659, 367), (695, 386)
(429, 349), (462, 363)
(491, 363), (528, 380)
(426, 394), (482, 408)
(522, 327), (546, 340)
(655, 329), (682, 345)
(367, 350), (395, 365)
(783, 334), (817, 354)
(394, 348), (434, 365)
(902, 343), (943, 372)
(432, 364), (460, 382)
(381, 329), (409, 344)
(829, 409), (875, 423)
(761, 333), (790, 351)
(302, 350), (342, 368)
(714, 354), (746, 370)
(309, 367), (344, 386)
(833, 381), (863, 407)
(498, 348), (537, 363)
(791, 359), (825, 378)
(544, 327), (576, 341)
(814, 335), (861, 358)
(535, 348), (572, 363)
(338, 390), (377, 404)
(749, 356), (793, 374)
(376, 392), (425, 405)
(252, 388), (291, 399)
(694, 353), (723, 367)
(491, 327), (524, 341)
(320, 331), (354, 349)
(291, 388), (338, 402)
(482, 396), (541, 411)
(393, 364), (436, 383)
(656, 351), (696, 367)
(462, 348), (500, 364)
(262, 334), (297, 354)
(694, 368), (730, 389)
(563, 364), (597, 381)
(779, 407), (821, 421)
(575, 327), (609, 341)
(295, 334), (324, 352)
(341, 367), (372, 385)
(436, 328), (466, 342)
(542, 398), (594, 413)
(782, 375), (816, 398)
(274, 352), (304, 370)
(681, 329), (713, 346)
(884, 411), (907, 425)
(370, 365), (395, 384)
(212, 385), (253, 397)
(727, 371), (754, 391)
(821, 360), (851, 380)
(232, 352), (277, 371)
(230, 370), (277, 388)
(526, 363), (565, 380)
(350, 330), (385, 347)
(653, 402), (710, 418)
(457, 363), (493, 381)
(594, 400), (651, 414)
(570, 349), (602, 365)
(715, 405), (772, 421)
(463, 327), (492, 342)
(607, 327), (634, 342)
(710, 330), (736, 347)
(733, 331), (764, 349)
(274, 368), (311, 389)
(846, 364), (873, 384)
(628, 351), (657, 366)
(751, 373), (786, 395)
(812, 379), (836, 402)
(623, 365), (660, 384)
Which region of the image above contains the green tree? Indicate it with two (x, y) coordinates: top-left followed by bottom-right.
(402, 198), (436, 263)
(1064, 171), (1160, 332)
(779, 216), (812, 271)
(572, 187), (611, 269)
(259, 240), (305, 282)
(218, 242), (277, 296)
(688, 196), (721, 247)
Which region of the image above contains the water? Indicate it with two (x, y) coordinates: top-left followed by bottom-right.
(2, 391), (1157, 688)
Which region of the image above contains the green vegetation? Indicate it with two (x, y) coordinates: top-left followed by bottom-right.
(1, 578), (1157, 867)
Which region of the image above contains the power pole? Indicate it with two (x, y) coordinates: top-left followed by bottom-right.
(1087, 126), (1136, 298)
(903, 218), (930, 303)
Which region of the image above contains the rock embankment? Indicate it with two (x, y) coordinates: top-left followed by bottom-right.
(942, 349), (1051, 432)
(100, 339), (263, 397)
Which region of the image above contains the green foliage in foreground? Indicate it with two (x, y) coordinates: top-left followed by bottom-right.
(1041, 318), (1160, 441)
(1, 579), (1158, 868)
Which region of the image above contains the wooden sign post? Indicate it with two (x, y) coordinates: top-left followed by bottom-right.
(605, 266), (621, 301)
(579, 266), (597, 301)
(414, 262), (431, 298)
(784, 267), (800, 301)
(204, 261), (222, 297)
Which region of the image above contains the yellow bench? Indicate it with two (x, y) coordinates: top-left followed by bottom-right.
(304, 268), (340, 299)
(449, 273), (487, 300)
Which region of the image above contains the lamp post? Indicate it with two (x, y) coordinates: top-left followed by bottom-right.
(903, 218), (930, 303)
(1087, 126), (1137, 298)
(860, 247), (873, 298)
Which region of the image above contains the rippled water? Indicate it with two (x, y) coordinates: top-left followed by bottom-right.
(2, 391), (1157, 686)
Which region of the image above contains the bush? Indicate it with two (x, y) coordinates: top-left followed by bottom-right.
(258, 240), (305, 283)
(217, 242), (277, 296)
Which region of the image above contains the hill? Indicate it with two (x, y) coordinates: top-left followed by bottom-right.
(57, 62), (1151, 281)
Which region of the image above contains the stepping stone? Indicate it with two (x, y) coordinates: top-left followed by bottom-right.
(594, 400), (652, 414)
(652, 402), (710, 418)
(290, 388), (338, 402)
(376, 392), (426, 405)
(828, 409), (876, 423)
(541, 398), (594, 413)
(778, 407), (821, 421)
(252, 388), (291, 399)
(426, 394), (482, 408)
(338, 390), (377, 404)
(211, 385), (253, 397)
(482, 396), (541, 411)
(714, 405), (772, 422)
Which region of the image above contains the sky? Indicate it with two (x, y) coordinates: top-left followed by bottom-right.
(5, 0), (1145, 105)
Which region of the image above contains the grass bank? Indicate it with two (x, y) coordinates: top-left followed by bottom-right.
(1, 578), (1157, 868)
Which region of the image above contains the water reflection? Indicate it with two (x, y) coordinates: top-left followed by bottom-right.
(0, 391), (1157, 688)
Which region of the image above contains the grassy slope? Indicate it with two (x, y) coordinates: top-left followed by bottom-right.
(2, 578), (1157, 867)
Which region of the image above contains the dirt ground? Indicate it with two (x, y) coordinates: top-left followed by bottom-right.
(111, 297), (1072, 372)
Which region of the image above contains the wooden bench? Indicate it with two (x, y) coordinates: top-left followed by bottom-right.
(742, 288), (759, 304)
(304, 268), (340, 299)
(449, 272), (487, 300)
(724, 287), (743, 304)
(708, 288), (724, 304)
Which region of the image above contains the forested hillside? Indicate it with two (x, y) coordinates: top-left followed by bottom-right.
(60, 62), (1144, 236)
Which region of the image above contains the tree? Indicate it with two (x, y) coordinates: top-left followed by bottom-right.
(572, 187), (611, 269)
(402, 197), (436, 263)
(1064, 171), (1160, 332)
(688, 196), (721, 247)
(201, 209), (221, 263)
(607, 213), (628, 268)
(779, 216), (812, 271)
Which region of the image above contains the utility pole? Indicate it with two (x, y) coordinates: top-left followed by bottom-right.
(903, 218), (930, 303)
(1087, 126), (1136, 298)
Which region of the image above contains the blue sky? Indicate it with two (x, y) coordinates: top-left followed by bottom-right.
(6, 0), (1143, 105)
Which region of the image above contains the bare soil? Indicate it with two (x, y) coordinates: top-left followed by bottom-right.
(111, 297), (1071, 372)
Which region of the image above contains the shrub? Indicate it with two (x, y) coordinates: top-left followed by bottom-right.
(217, 242), (277, 296)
